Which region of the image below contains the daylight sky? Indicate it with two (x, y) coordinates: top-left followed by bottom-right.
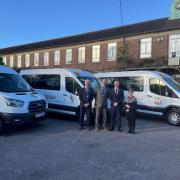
(0, 0), (172, 48)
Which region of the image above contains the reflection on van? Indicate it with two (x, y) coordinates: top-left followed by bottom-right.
(94, 71), (180, 126)
(20, 68), (99, 118)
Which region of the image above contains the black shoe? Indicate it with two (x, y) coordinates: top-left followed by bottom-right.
(88, 127), (91, 131)
(118, 128), (123, 132)
(96, 127), (100, 131)
(79, 127), (83, 130)
(109, 128), (114, 131)
(127, 130), (132, 134)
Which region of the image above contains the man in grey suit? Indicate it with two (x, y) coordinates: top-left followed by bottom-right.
(95, 79), (109, 130)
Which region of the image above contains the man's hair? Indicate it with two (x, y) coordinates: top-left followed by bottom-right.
(128, 88), (134, 93)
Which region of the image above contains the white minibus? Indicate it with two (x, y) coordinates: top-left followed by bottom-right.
(0, 65), (47, 133)
(20, 68), (99, 119)
(94, 71), (180, 126)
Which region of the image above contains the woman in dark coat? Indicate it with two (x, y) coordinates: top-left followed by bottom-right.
(125, 88), (137, 134)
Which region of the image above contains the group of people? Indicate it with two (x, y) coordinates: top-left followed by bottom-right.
(79, 79), (137, 134)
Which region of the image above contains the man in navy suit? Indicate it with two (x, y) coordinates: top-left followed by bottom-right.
(109, 80), (124, 132)
(79, 79), (93, 130)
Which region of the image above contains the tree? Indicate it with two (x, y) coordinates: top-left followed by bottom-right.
(0, 56), (4, 65)
(117, 37), (128, 70)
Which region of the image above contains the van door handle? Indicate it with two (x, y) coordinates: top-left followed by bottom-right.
(147, 95), (152, 97)
(63, 94), (68, 96)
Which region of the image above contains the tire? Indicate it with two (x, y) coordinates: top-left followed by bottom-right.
(0, 119), (4, 134)
(166, 108), (180, 126)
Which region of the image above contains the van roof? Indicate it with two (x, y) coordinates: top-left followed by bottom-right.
(20, 68), (94, 77)
(94, 70), (171, 79)
(0, 65), (18, 75)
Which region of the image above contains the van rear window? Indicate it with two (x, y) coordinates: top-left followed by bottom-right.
(23, 75), (61, 90)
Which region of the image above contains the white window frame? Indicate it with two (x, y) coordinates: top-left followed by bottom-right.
(66, 49), (72, 64)
(140, 38), (152, 59)
(78, 47), (85, 63)
(25, 54), (30, 67)
(108, 43), (117, 61)
(44, 52), (49, 66)
(10, 56), (14, 67)
(169, 34), (180, 58)
(17, 55), (22, 68)
(34, 53), (39, 67)
(54, 50), (60, 65)
(3, 57), (7, 65)
(92, 45), (100, 62)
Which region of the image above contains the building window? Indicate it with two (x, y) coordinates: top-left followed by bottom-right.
(17, 55), (21, 68)
(92, 45), (100, 62)
(34, 53), (39, 66)
(25, 54), (30, 67)
(78, 47), (85, 63)
(54, 50), (60, 65)
(44, 52), (49, 66)
(169, 34), (180, 58)
(3, 57), (7, 65)
(169, 34), (180, 65)
(10, 56), (14, 67)
(140, 38), (152, 58)
(108, 43), (117, 61)
(66, 49), (72, 64)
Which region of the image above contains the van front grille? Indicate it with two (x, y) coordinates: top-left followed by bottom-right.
(29, 100), (46, 113)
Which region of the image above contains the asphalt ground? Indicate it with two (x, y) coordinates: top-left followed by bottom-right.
(0, 114), (180, 180)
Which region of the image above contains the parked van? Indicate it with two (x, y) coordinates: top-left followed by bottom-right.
(0, 65), (47, 133)
(20, 68), (99, 118)
(94, 71), (180, 126)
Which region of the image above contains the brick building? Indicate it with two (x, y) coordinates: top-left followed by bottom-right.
(0, 17), (180, 75)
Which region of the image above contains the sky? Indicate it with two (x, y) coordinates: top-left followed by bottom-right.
(0, 0), (172, 48)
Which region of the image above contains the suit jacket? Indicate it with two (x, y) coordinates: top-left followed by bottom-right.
(95, 85), (109, 108)
(110, 88), (124, 109)
(79, 87), (94, 106)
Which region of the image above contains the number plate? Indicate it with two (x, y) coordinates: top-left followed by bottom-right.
(35, 112), (45, 118)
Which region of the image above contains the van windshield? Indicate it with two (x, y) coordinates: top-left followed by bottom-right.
(77, 76), (99, 90)
(164, 78), (180, 92)
(0, 73), (31, 93)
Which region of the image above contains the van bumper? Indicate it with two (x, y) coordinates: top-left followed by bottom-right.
(0, 111), (47, 125)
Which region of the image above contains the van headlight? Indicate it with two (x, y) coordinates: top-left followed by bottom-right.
(3, 97), (24, 107)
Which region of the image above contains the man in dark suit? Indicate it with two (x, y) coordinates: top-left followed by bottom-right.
(109, 80), (124, 132)
(79, 79), (93, 130)
(95, 79), (109, 130)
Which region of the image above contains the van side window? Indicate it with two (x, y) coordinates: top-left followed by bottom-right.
(65, 77), (81, 95)
(23, 75), (60, 90)
(150, 78), (178, 98)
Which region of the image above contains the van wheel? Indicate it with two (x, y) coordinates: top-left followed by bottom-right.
(166, 109), (180, 126)
(0, 119), (4, 134)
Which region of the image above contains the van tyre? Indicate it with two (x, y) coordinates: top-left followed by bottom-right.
(0, 119), (4, 134)
(166, 108), (180, 126)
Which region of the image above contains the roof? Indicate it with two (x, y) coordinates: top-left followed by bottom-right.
(1, 17), (180, 55)
(94, 70), (171, 79)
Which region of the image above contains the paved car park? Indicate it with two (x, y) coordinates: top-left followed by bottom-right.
(1, 114), (180, 180)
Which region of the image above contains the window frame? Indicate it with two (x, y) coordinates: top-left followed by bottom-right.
(140, 37), (152, 59)
(25, 54), (30, 67)
(107, 42), (117, 61)
(78, 47), (86, 64)
(34, 53), (39, 67)
(54, 50), (60, 65)
(17, 55), (22, 68)
(92, 45), (100, 62)
(44, 52), (49, 66)
(66, 49), (72, 64)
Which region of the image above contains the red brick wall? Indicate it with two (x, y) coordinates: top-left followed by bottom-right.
(4, 33), (171, 72)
